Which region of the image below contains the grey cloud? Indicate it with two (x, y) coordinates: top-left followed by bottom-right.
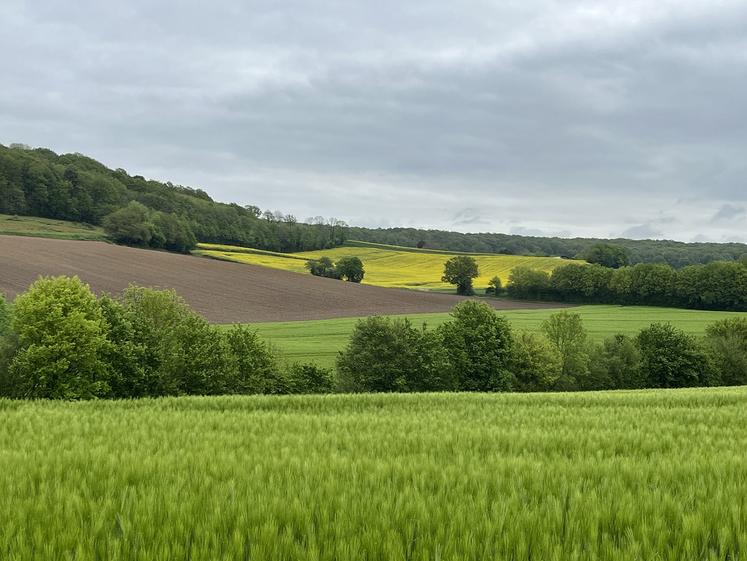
(1, 0), (747, 242)
(620, 224), (664, 240)
(711, 204), (746, 222)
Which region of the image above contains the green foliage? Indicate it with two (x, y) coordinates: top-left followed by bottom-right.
(305, 256), (341, 279)
(581, 243), (630, 268)
(102, 201), (155, 246)
(506, 266), (550, 299)
(0, 144), (346, 253)
(588, 335), (644, 390)
(0, 294), (9, 337)
(438, 301), (514, 391)
(542, 311), (590, 390)
(636, 323), (711, 388)
(348, 223), (747, 267)
(705, 318), (747, 386)
(485, 275), (502, 295)
(335, 256), (365, 282)
(223, 325), (285, 394)
(441, 255), (479, 295)
(337, 317), (454, 392)
(509, 332), (561, 391)
(7, 276), (111, 399)
(285, 362), (335, 394)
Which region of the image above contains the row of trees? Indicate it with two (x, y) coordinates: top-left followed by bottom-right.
(0, 277), (332, 399)
(306, 256), (365, 282)
(506, 260), (747, 311)
(337, 302), (747, 393)
(0, 144), (347, 252)
(347, 227), (747, 268)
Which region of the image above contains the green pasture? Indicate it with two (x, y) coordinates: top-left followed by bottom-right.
(0, 213), (106, 240)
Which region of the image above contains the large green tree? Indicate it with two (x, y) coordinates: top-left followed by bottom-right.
(442, 256), (479, 295)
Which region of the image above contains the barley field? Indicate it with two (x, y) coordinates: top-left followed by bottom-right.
(195, 240), (576, 290)
(1, 388), (745, 560)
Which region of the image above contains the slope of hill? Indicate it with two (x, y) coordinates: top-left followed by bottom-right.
(348, 226), (747, 268)
(195, 241), (579, 290)
(0, 213), (106, 241)
(0, 235), (564, 323)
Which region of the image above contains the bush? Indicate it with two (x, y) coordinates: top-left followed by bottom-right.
(442, 256), (479, 295)
(438, 301), (513, 391)
(102, 201), (155, 246)
(588, 335), (643, 390)
(337, 317), (454, 392)
(223, 325), (285, 394)
(581, 243), (630, 269)
(509, 332), (561, 391)
(636, 323), (711, 388)
(541, 311), (590, 390)
(306, 257), (340, 279)
(286, 363), (334, 394)
(0, 293), (9, 337)
(335, 256), (365, 283)
(485, 276), (502, 296)
(7, 276), (111, 399)
(152, 212), (197, 253)
(705, 318), (747, 386)
(506, 267), (550, 300)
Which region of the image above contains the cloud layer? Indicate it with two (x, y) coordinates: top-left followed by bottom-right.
(2, 0), (746, 241)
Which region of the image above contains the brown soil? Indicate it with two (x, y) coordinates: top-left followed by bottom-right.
(0, 235), (568, 323)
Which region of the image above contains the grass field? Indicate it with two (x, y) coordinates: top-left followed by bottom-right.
(1, 388), (745, 560)
(251, 305), (747, 368)
(195, 240), (578, 290)
(0, 213), (106, 240)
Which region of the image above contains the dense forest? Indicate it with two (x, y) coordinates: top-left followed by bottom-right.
(348, 227), (747, 268)
(0, 144), (346, 252)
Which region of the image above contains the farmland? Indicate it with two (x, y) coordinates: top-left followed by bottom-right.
(1, 388), (745, 560)
(195, 240), (578, 290)
(253, 305), (747, 367)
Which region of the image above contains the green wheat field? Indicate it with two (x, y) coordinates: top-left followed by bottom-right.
(1, 388), (745, 560)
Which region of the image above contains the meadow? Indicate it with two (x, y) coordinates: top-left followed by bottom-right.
(252, 305), (747, 368)
(195, 240), (577, 290)
(0, 213), (106, 240)
(1, 388), (745, 561)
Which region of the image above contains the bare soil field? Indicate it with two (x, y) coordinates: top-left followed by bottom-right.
(0, 236), (566, 323)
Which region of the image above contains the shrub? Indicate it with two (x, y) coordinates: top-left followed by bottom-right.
(438, 301), (513, 391)
(151, 212), (197, 253)
(705, 318), (747, 386)
(7, 276), (111, 399)
(485, 276), (502, 296)
(581, 243), (630, 269)
(442, 256), (479, 295)
(286, 363), (334, 394)
(636, 323), (711, 388)
(506, 267), (550, 300)
(0, 293), (9, 336)
(102, 201), (154, 246)
(223, 325), (285, 394)
(588, 335), (643, 390)
(306, 257), (340, 279)
(509, 332), (561, 392)
(337, 317), (454, 392)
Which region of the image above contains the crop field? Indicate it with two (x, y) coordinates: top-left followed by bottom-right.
(196, 240), (578, 290)
(1, 388), (745, 560)
(0, 213), (106, 240)
(253, 305), (747, 367)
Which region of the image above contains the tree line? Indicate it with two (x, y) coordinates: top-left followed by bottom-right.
(0, 277), (332, 399)
(0, 143), (347, 253)
(337, 302), (747, 392)
(505, 260), (747, 311)
(347, 227), (747, 268)
(2, 278), (746, 399)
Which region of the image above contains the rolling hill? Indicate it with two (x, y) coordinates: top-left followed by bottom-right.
(195, 240), (579, 290)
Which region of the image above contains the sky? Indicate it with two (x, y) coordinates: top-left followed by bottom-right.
(1, 0), (746, 242)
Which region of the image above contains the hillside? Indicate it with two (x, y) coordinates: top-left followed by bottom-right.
(0, 213), (106, 240)
(0, 235), (563, 323)
(195, 240), (579, 290)
(348, 226), (747, 268)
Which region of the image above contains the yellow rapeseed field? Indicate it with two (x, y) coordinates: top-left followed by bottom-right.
(195, 240), (579, 290)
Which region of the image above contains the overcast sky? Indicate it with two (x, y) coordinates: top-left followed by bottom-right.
(2, 0), (746, 242)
